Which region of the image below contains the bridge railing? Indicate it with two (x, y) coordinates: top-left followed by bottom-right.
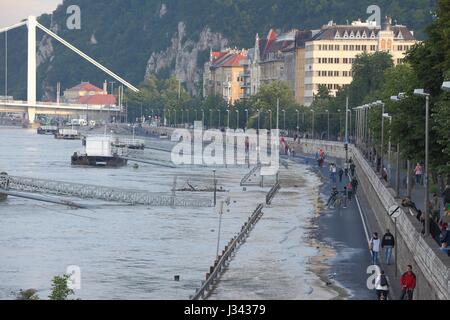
(5, 175), (213, 208)
(191, 203), (265, 300)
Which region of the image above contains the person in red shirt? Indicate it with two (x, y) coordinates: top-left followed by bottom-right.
(400, 265), (417, 300)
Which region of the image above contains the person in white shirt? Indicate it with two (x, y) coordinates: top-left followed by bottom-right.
(369, 232), (381, 265)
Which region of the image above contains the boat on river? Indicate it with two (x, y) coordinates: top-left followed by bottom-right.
(71, 136), (127, 167)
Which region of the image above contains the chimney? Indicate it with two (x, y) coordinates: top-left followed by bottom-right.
(103, 80), (107, 94)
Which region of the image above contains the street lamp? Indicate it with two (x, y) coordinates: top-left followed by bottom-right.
(325, 110), (330, 140)
(282, 109), (286, 131)
(414, 88), (431, 237)
(296, 110), (300, 133)
(311, 109), (315, 139)
(174, 109), (177, 127)
(218, 109), (221, 128)
(236, 109), (239, 129)
(369, 100), (385, 176)
(383, 113), (393, 186)
(268, 110), (273, 130)
(442, 81), (450, 92)
(186, 109), (189, 126)
(209, 109), (213, 129)
(202, 109), (205, 125)
(245, 109), (249, 130)
(226, 109), (230, 129)
(257, 109), (260, 132)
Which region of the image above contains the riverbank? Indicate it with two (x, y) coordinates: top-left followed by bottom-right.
(291, 154), (374, 300)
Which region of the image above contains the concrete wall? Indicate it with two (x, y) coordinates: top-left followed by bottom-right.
(294, 139), (450, 300)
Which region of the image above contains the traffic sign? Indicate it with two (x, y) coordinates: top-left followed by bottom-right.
(389, 205), (402, 218)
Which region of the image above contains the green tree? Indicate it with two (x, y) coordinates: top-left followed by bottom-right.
(16, 289), (40, 300)
(49, 274), (75, 301)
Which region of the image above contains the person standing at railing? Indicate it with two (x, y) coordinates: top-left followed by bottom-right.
(414, 163), (423, 186)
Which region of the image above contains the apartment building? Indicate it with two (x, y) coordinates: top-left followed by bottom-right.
(303, 18), (417, 105)
(205, 17), (417, 107)
(203, 49), (247, 104)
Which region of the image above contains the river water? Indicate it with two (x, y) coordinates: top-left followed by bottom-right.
(0, 126), (337, 300)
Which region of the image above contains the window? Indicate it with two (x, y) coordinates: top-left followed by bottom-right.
(350, 45), (355, 51)
(362, 45), (367, 51)
(335, 45), (340, 50)
(370, 45), (377, 51)
(328, 71), (333, 77)
(344, 45), (349, 51)
(328, 58), (334, 63)
(356, 45), (361, 51)
(335, 58), (340, 64)
(334, 71), (339, 77)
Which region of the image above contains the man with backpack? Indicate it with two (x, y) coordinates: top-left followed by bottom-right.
(400, 265), (417, 300)
(375, 270), (389, 300)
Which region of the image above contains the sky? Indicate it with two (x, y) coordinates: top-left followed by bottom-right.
(0, 0), (63, 28)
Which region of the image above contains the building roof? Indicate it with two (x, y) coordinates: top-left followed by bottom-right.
(66, 82), (104, 93)
(311, 24), (415, 41)
(210, 50), (247, 68)
(78, 94), (116, 105)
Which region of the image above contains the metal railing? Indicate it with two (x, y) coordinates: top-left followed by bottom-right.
(240, 164), (261, 186)
(266, 182), (281, 205)
(191, 203), (265, 300)
(3, 175), (213, 208)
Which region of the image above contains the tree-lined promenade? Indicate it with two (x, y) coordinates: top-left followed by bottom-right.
(125, 0), (450, 181)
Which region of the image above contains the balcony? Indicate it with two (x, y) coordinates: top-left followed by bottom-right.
(239, 71), (251, 78)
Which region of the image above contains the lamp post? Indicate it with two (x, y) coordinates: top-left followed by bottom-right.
(245, 109), (249, 130)
(236, 109), (239, 129)
(218, 109), (221, 128)
(257, 109), (260, 132)
(209, 109), (213, 129)
(326, 110), (330, 140)
(186, 109), (189, 126)
(383, 113), (392, 186)
(282, 109), (286, 131)
(414, 88), (431, 237)
(296, 110), (300, 134)
(226, 109), (230, 129)
(311, 109), (315, 139)
(181, 109), (184, 125)
(174, 109), (177, 127)
(202, 109), (205, 125)
(390, 94), (407, 198)
(268, 110), (273, 130)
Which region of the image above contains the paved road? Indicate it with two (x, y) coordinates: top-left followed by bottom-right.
(290, 153), (402, 300)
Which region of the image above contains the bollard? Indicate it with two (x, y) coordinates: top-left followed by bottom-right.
(174, 275), (180, 281)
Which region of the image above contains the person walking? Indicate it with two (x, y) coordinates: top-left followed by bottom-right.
(414, 163), (423, 186)
(400, 265), (417, 300)
(350, 162), (356, 177)
(369, 233), (381, 265)
(346, 181), (354, 203)
(381, 230), (395, 265)
(375, 270), (390, 300)
(331, 164), (337, 183)
(338, 167), (344, 183)
(351, 177), (359, 194)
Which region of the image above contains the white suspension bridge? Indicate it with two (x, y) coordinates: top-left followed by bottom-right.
(0, 16), (140, 124)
